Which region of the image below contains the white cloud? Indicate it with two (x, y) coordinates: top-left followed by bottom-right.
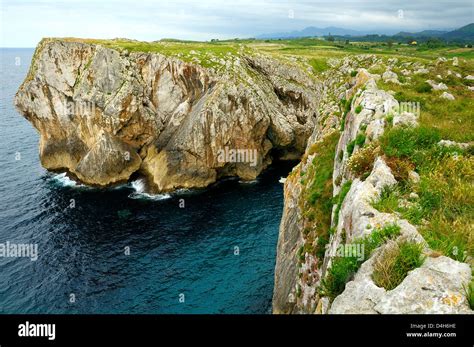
(1, 0), (472, 47)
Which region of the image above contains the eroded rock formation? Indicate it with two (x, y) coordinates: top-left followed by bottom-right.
(273, 56), (473, 314)
(16, 39), (320, 191)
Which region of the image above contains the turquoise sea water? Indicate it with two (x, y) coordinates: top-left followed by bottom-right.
(0, 48), (293, 313)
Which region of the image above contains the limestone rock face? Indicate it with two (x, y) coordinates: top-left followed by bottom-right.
(374, 256), (472, 314)
(74, 130), (142, 185)
(329, 253), (473, 314)
(427, 80), (448, 90)
(16, 39), (320, 190)
(393, 112), (419, 127)
(273, 56), (384, 313)
(440, 91), (455, 100)
(273, 171), (304, 314)
(329, 255), (386, 314)
(273, 55), (473, 314)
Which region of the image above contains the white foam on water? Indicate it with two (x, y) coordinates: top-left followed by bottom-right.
(239, 179), (258, 184)
(279, 177), (286, 184)
(128, 179), (171, 201)
(175, 188), (194, 194)
(130, 178), (146, 193)
(128, 192), (171, 201)
(50, 172), (80, 187)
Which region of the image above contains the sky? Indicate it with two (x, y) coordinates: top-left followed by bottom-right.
(0, 0), (473, 47)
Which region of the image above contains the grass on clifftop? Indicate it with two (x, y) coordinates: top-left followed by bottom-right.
(377, 58), (474, 143)
(373, 56), (473, 266)
(373, 125), (474, 263)
(320, 224), (401, 300)
(53, 37), (244, 69)
(372, 240), (425, 290)
(252, 37), (474, 62)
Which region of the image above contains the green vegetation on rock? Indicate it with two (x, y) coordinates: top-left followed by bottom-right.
(333, 180), (352, 225)
(320, 224), (401, 300)
(372, 240), (425, 290)
(465, 278), (474, 310)
(299, 131), (340, 262)
(375, 125), (473, 263)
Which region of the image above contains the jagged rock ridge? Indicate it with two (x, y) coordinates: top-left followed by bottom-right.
(273, 56), (473, 314)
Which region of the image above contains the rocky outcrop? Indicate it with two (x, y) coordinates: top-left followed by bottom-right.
(273, 55), (381, 313)
(16, 38), (320, 191)
(273, 56), (473, 314)
(373, 256), (472, 314)
(382, 70), (400, 84)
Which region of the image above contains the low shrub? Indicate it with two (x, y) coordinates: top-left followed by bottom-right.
(380, 126), (441, 158)
(320, 224), (401, 300)
(344, 96), (353, 115)
(333, 180), (352, 224)
(340, 114), (346, 131)
(315, 234), (330, 259)
(415, 81), (433, 93)
(372, 241), (425, 290)
(371, 185), (400, 213)
(355, 133), (366, 147)
(347, 143), (379, 178)
(384, 156), (415, 182)
(361, 224), (402, 254)
(464, 279), (474, 310)
(346, 140), (356, 156)
(300, 131), (340, 261)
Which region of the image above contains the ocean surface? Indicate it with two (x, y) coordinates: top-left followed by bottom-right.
(0, 48), (293, 314)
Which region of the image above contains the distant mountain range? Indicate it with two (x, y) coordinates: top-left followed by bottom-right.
(256, 26), (394, 39)
(395, 30), (448, 38)
(256, 23), (474, 43)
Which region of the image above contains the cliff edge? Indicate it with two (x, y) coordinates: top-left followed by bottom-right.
(273, 55), (473, 314)
(15, 38), (321, 191)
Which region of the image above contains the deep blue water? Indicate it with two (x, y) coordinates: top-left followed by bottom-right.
(0, 48), (292, 314)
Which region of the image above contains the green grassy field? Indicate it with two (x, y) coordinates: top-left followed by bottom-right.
(55, 36), (474, 71)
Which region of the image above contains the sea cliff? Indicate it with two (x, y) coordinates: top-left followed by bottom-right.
(15, 38), (320, 191)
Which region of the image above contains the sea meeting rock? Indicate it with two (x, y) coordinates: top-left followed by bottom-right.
(15, 38), (321, 192)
